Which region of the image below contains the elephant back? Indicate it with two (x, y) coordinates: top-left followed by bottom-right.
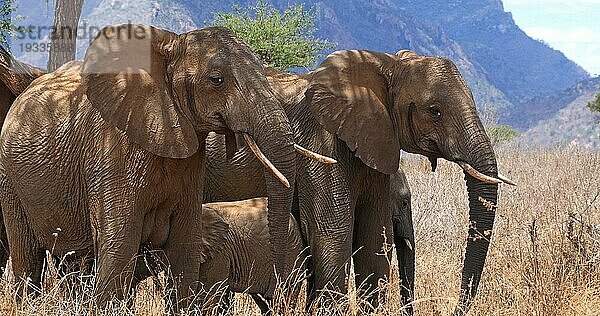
(266, 68), (312, 109)
(1, 61), (84, 158)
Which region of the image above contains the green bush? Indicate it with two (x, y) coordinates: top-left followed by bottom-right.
(487, 124), (519, 145)
(212, 0), (336, 70)
(588, 89), (600, 113)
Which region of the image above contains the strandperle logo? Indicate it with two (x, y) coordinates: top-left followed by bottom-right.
(12, 21), (150, 54)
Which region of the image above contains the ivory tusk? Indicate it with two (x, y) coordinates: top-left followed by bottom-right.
(243, 133), (290, 188)
(498, 173), (517, 186)
(294, 144), (337, 164)
(457, 161), (503, 184)
(404, 238), (414, 252)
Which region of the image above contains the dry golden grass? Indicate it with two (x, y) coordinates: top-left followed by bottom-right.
(0, 148), (598, 315)
(406, 147), (600, 316)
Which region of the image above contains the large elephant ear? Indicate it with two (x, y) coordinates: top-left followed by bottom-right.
(395, 50), (418, 59)
(306, 50), (400, 174)
(82, 24), (198, 158)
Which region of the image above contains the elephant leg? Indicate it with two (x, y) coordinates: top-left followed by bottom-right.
(162, 207), (203, 310)
(296, 163), (354, 307)
(92, 201), (143, 305)
(95, 232), (142, 304)
(394, 202), (415, 314)
(1, 186), (44, 294)
(0, 174), (9, 277)
(308, 230), (354, 299)
(0, 208), (9, 276)
(352, 180), (394, 308)
(391, 169), (415, 314)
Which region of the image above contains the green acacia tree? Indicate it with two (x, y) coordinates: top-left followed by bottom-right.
(212, 0), (335, 70)
(0, 0), (27, 50)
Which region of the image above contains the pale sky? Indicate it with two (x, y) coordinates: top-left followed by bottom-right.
(502, 0), (600, 76)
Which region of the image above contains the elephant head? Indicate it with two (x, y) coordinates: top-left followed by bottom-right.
(82, 24), (296, 279)
(306, 50), (514, 314)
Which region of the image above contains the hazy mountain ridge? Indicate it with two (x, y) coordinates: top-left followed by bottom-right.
(517, 92), (600, 149)
(506, 77), (600, 131)
(393, 0), (589, 104)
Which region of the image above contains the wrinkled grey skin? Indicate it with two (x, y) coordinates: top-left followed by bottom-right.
(205, 50), (499, 316)
(206, 138), (415, 312)
(205, 71), (419, 307)
(197, 198), (307, 314)
(0, 24), (296, 307)
(0, 46), (46, 272)
(391, 169), (415, 313)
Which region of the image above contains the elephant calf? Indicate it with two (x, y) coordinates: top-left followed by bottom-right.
(391, 168), (415, 312)
(198, 198), (308, 314)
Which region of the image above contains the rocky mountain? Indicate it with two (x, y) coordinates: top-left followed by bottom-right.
(10, 0), (595, 141)
(392, 0), (589, 105)
(506, 77), (600, 130)
(516, 92), (600, 149)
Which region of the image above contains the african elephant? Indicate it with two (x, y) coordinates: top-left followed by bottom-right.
(391, 168), (415, 313)
(0, 24), (300, 306)
(0, 46), (47, 274)
(204, 49), (514, 315)
(198, 198), (307, 314)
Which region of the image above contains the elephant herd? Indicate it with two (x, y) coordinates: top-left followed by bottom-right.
(0, 24), (514, 315)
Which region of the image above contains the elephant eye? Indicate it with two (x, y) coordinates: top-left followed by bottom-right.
(428, 105), (442, 119)
(209, 75), (224, 87)
(402, 199), (410, 210)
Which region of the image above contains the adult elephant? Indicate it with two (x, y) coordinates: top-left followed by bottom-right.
(0, 24), (300, 306)
(204, 49), (514, 315)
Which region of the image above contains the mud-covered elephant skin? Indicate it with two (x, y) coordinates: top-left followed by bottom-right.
(205, 49), (512, 315)
(0, 24), (297, 307)
(198, 198), (307, 314)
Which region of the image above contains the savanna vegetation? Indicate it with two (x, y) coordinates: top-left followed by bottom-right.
(0, 148), (597, 315)
(0, 1), (597, 316)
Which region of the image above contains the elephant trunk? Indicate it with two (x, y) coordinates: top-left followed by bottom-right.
(247, 103), (297, 291)
(393, 223), (415, 314)
(454, 142), (499, 316)
(227, 63), (296, 293)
